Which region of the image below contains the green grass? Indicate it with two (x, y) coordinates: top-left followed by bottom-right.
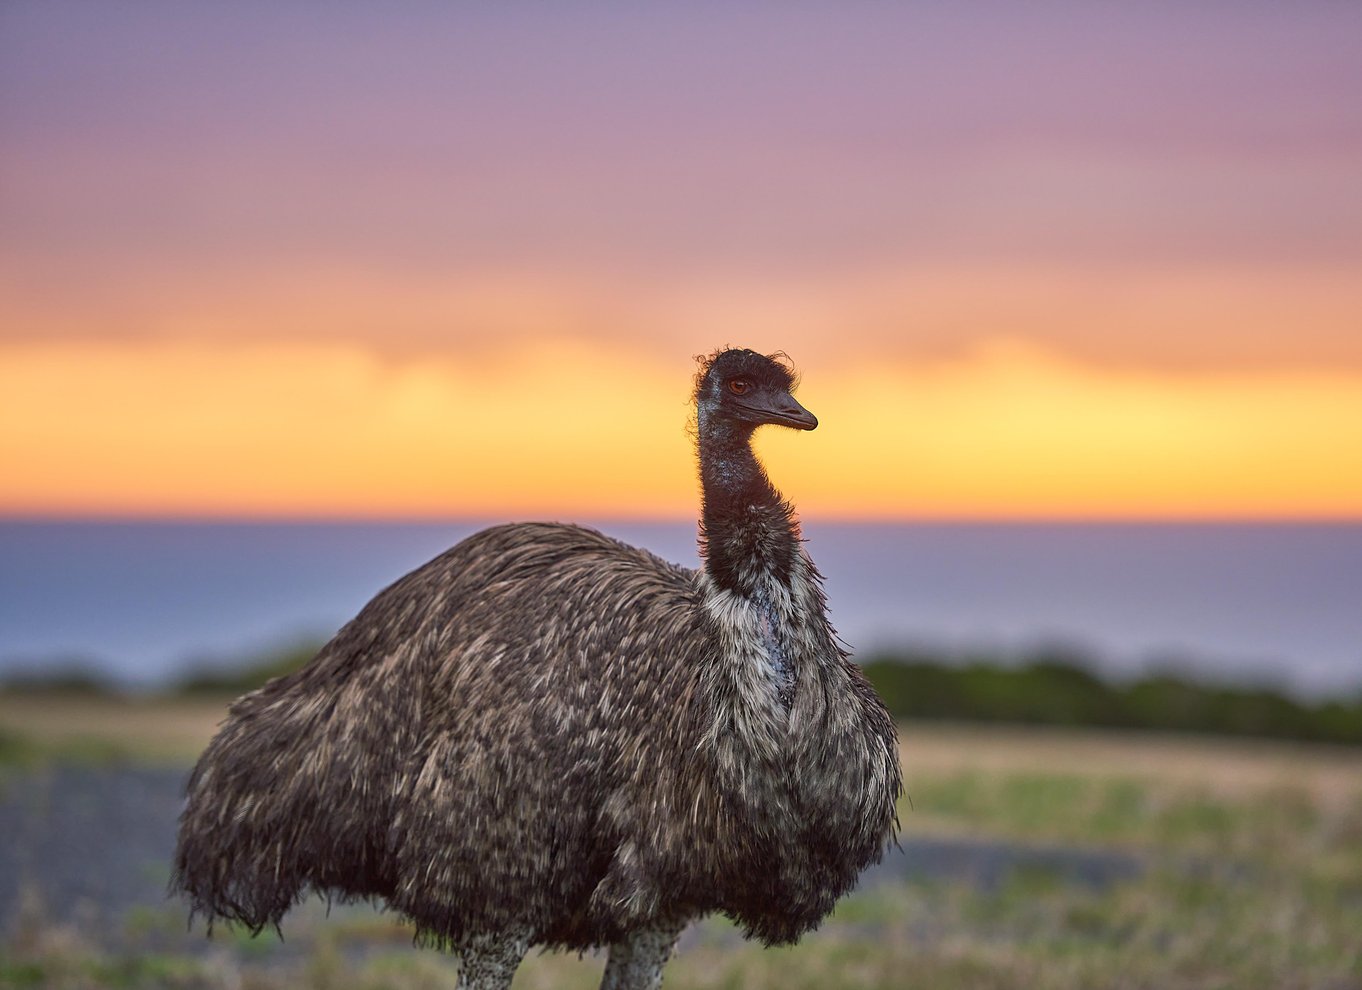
(2, 709), (1360, 989)
(906, 769), (1360, 862)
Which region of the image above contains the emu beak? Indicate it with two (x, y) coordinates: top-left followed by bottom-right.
(770, 394), (819, 431)
(736, 390), (818, 430)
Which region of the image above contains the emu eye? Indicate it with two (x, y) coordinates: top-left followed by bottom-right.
(728, 379), (750, 396)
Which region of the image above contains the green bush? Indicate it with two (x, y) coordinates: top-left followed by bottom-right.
(861, 654), (1362, 746)
(0, 661), (115, 696)
(173, 640), (324, 695)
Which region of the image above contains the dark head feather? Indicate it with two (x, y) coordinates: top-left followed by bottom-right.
(693, 348), (799, 403)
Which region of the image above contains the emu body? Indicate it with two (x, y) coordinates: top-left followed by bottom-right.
(173, 349), (901, 988)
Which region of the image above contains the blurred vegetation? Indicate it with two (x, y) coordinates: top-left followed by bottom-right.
(2, 675), (1360, 987)
(0, 659), (117, 697)
(171, 640), (324, 695)
(3, 639), (1360, 746)
(4, 756), (1361, 988)
(861, 648), (1362, 746)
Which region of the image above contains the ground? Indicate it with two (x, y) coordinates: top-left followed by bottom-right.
(1, 693), (1360, 989)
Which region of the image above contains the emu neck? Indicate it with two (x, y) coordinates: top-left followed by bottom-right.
(698, 423), (801, 597)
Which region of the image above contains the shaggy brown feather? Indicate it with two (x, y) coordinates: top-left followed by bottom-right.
(172, 348), (901, 960)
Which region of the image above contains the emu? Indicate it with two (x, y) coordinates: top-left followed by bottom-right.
(173, 347), (901, 989)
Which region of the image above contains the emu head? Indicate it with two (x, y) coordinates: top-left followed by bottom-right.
(694, 348), (818, 441)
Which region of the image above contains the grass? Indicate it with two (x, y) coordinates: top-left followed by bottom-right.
(0, 693), (231, 766)
(2, 697), (1361, 988)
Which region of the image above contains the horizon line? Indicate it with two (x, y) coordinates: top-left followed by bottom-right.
(4, 511), (1361, 527)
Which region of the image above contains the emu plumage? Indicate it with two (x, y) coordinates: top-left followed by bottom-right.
(173, 348), (901, 989)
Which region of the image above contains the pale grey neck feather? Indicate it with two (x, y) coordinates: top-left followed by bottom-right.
(698, 554), (831, 747)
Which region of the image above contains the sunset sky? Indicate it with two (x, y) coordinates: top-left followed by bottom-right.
(3, 2), (1361, 520)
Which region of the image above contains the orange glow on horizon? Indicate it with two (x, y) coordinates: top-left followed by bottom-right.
(3, 338), (1360, 521)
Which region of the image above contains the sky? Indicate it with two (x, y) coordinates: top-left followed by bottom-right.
(3, 2), (1361, 520)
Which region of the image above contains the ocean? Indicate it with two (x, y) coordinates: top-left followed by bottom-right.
(1, 520), (1359, 697)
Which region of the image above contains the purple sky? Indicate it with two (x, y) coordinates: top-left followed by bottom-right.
(3, 2), (1361, 366)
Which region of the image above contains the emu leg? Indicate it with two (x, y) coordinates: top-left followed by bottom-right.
(599, 923), (684, 990)
(455, 930), (530, 990)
